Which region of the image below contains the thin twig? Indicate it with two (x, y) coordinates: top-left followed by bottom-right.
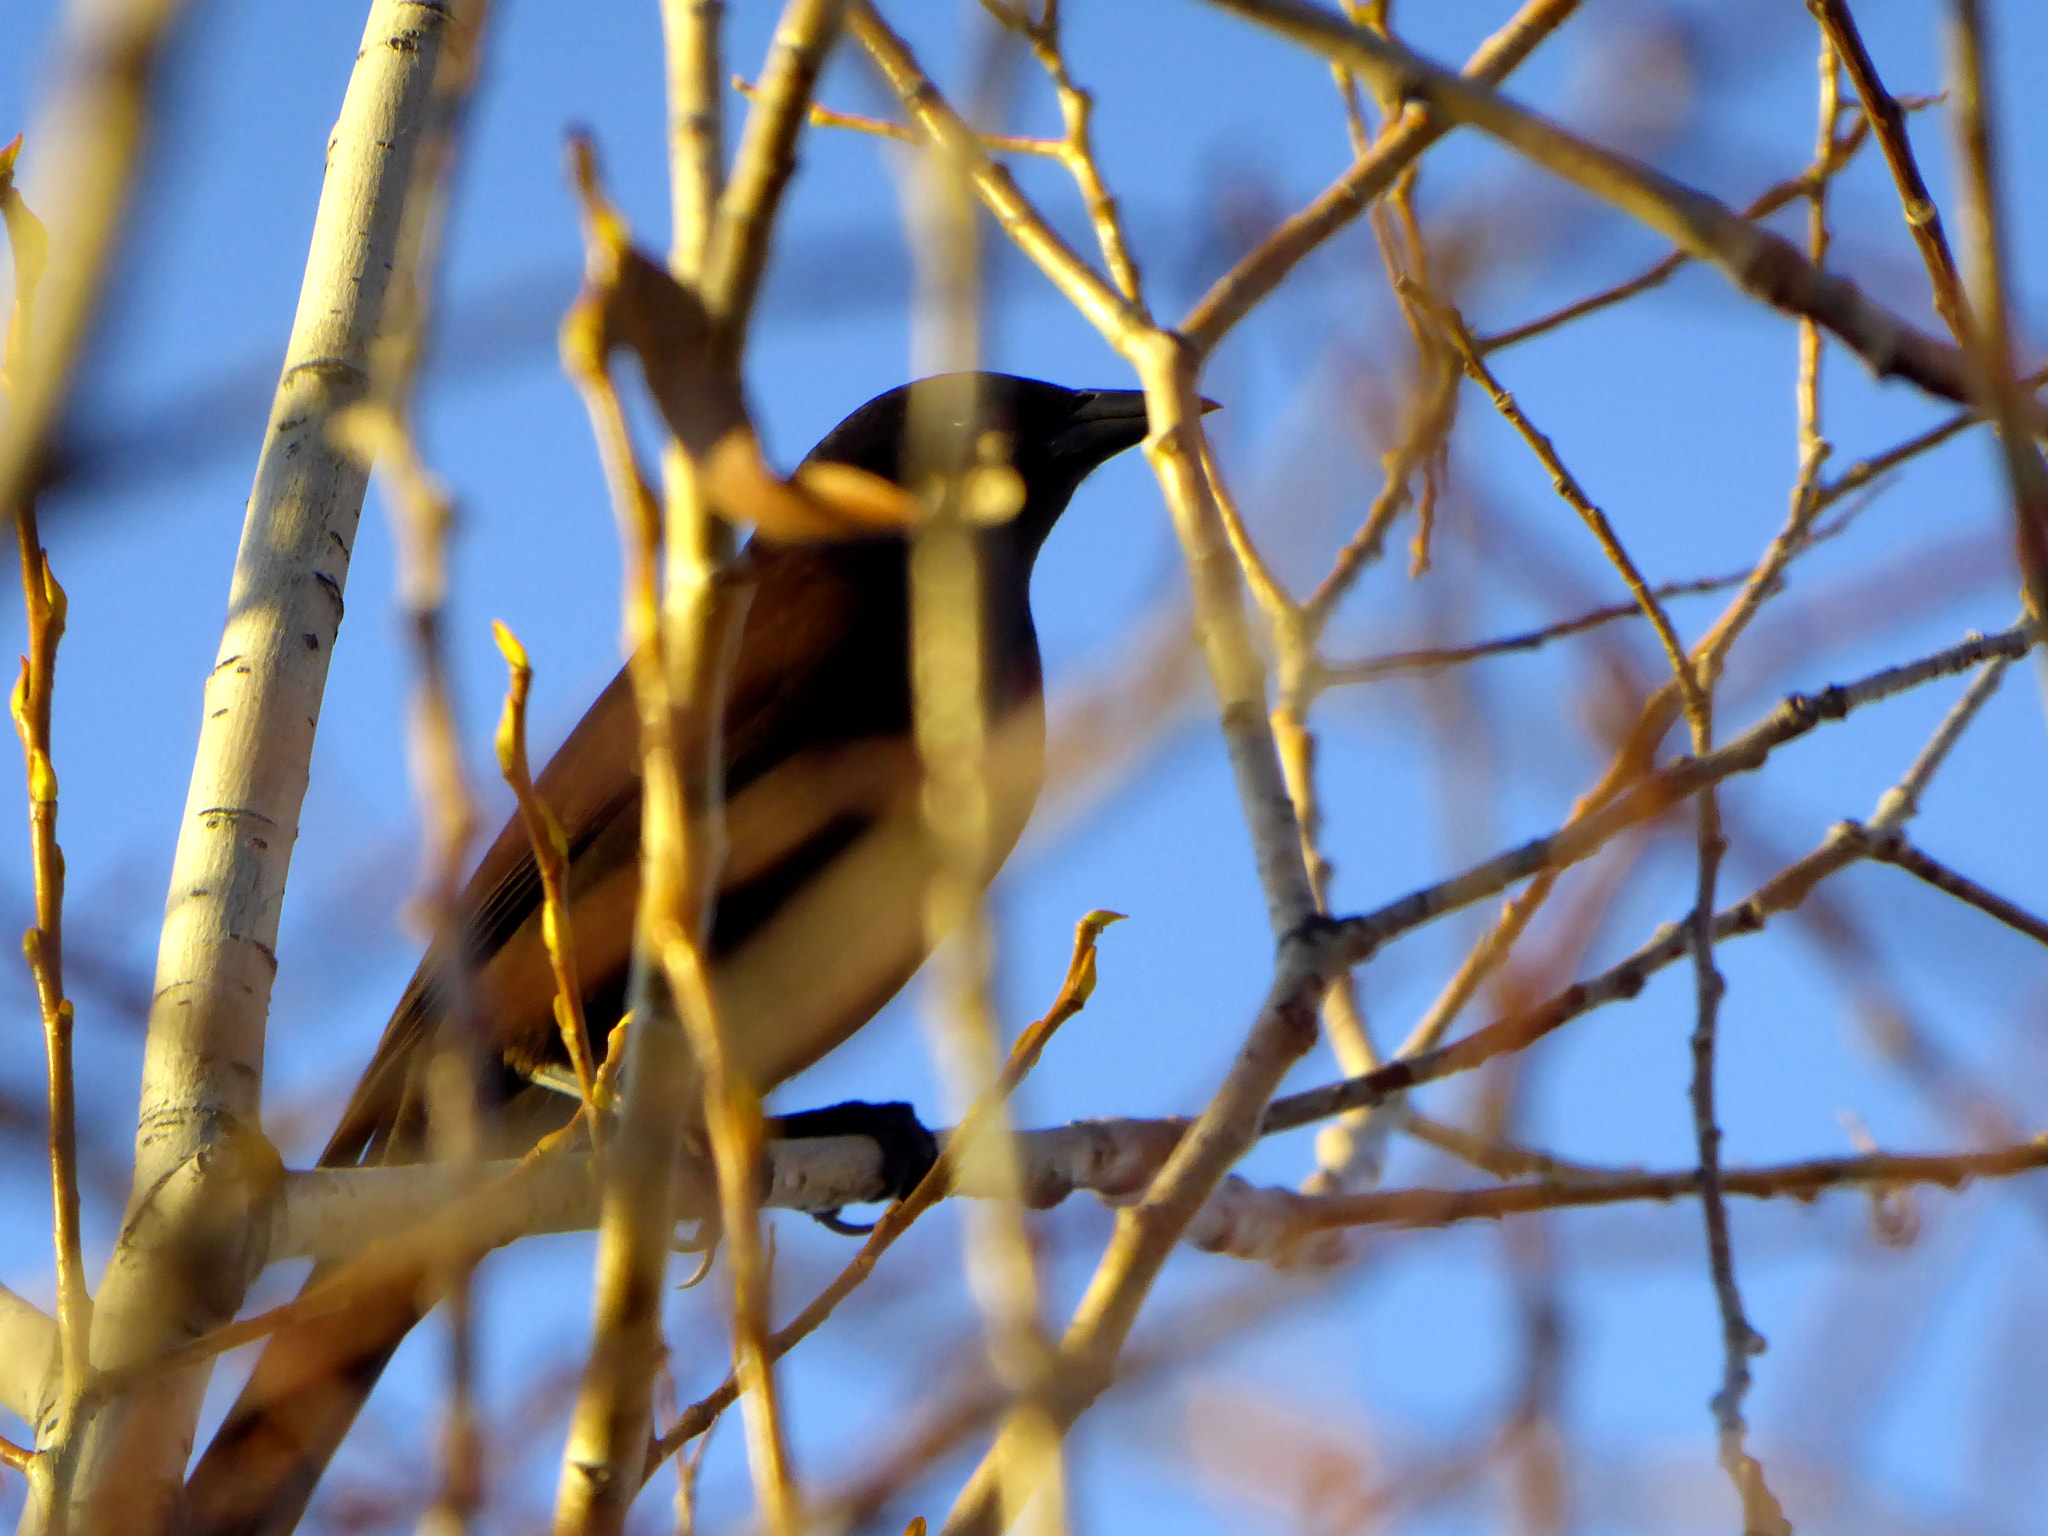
(1002, 5), (1145, 298)
(734, 76), (1064, 155)
(1400, 1113), (1616, 1186)
(1, 154), (90, 1432)
(1416, 292), (1694, 699)
(1807, 0), (1970, 339)
(1479, 115), (1877, 353)
(1854, 828), (2048, 948)
(1331, 624), (2035, 969)
(1690, 41), (1841, 1534)
(1204, 0), (1999, 415)
(11, 510), (87, 1437)
(1181, 0), (1585, 358)
(1810, 364), (2048, 510)
(1320, 570), (1754, 685)
(1276, 634), (2021, 1141)
(1294, 1139), (2048, 1232)
(848, 2), (1148, 344)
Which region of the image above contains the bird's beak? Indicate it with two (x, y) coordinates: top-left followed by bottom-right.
(1045, 388), (1221, 467)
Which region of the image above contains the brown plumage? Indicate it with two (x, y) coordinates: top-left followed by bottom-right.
(177, 373), (1155, 1535)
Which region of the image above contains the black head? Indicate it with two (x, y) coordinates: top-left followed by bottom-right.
(799, 373), (1153, 562)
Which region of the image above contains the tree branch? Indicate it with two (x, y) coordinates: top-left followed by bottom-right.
(1202, 0), (2007, 416)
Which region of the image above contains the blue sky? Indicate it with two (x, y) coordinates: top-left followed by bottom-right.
(3, 1), (2047, 1532)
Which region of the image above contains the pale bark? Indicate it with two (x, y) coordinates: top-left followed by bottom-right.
(0, 1285), (57, 1433)
(26, 5), (458, 1532)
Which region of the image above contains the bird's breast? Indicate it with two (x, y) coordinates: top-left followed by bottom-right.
(712, 694), (1046, 1092)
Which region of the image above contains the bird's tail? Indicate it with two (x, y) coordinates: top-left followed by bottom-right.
(175, 1257), (434, 1536)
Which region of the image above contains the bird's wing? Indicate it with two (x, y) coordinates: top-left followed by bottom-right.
(318, 543), (877, 1167)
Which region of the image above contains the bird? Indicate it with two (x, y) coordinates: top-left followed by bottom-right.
(176, 372), (1158, 1535)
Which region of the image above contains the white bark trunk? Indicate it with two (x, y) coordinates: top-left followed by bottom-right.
(26, 5), (457, 1532)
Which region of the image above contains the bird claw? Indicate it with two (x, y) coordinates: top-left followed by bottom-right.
(810, 1209), (879, 1237)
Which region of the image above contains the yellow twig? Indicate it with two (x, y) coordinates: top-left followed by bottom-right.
(645, 910), (1127, 1479)
(491, 621), (604, 1148)
(1, 146), (90, 1426)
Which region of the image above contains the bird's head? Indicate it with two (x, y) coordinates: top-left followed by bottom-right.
(798, 372), (1160, 561)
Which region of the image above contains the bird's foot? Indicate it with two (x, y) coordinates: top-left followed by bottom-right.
(767, 1100), (940, 1232)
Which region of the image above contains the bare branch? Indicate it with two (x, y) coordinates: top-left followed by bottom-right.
(1808, 0), (1970, 338)
(1944, 0), (2048, 628)
(1181, 0), (1584, 358)
(1854, 827), (2048, 948)
(1204, 0), (2002, 415)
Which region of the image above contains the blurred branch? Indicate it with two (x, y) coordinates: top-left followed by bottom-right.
(662, 0), (724, 280)
(1401, 1112), (1615, 1185)
(1944, 0), (2048, 628)
(848, 20), (1343, 1534)
(702, 0), (846, 360)
(0, 0), (192, 534)
(667, 11), (863, 1528)
(552, 133), (755, 1535)
(903, 24), (1078, 1524)
(558, 6), (860, 1526)
(334, 12), (497, 1522)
